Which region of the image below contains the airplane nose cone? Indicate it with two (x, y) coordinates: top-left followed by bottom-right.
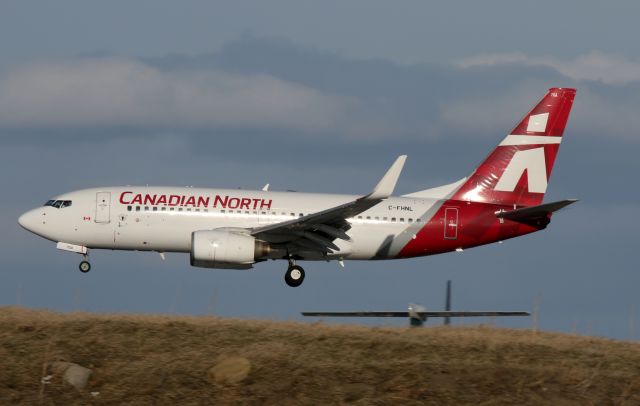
(18, 210), (38, 232)
(18, 212), (28, 229)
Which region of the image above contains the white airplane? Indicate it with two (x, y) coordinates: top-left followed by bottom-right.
(303, 306), (530, 327)
(303, 281), (530, 326)
(19, 88), (577, 287)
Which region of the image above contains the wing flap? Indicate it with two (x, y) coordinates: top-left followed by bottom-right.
(251, 155), (407, 254)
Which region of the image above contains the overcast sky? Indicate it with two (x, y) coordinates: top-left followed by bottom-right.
(1, 1), (639, 340)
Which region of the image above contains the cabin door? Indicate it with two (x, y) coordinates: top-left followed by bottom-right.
(95, 192), (111, 223)
(444, 207), (458, 239)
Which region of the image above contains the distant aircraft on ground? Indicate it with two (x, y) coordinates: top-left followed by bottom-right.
(303, 307), (530, 327)
(19, 88), (576, 287)
(303, 280), (530, 326)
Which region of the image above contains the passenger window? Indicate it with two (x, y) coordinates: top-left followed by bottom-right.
(221, 210), (226, 213)
(391, 217), (396, 221)
(127, 206), (132, 211)
(178, 208), (183, 212)
(408, 218), (413, 223)
(136, 206), (141, 211)
(170, 208), (175, 211)
(144, 206), (149, 211)
(375, 216), (379, 220)
(366, 216), (371, 220)
(400, 218), (404, 222)
(161, 207), (166, 211)
(153, 207), (158, 211)
(383, 217), (388, 221)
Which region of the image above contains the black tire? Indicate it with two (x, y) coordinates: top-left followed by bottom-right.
(284, 265), (305, 287)
(79, 261), (91, 273)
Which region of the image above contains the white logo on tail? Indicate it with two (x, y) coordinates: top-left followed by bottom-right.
(527, 113), (549, 133)
(494, 148), (547, 193)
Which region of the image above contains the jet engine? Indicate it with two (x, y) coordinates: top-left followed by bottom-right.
(190, 230), (271, 269)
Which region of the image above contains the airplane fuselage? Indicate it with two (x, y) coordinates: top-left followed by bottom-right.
(19, 186), (538, 261)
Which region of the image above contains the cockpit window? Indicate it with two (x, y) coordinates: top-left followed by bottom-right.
(44, 200), (72, 209)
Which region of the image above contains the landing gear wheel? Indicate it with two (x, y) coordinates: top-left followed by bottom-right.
(285, 265), (305, 287)
(79, 261), (91, 273)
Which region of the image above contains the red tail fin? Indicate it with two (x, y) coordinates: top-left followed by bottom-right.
(451, 88), (576, 207)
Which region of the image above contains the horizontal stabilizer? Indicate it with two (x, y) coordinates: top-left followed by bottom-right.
(496, 199), (578, 228)
(302, 311), (530, 318)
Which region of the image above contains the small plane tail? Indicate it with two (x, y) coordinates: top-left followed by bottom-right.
(450, 88), (576, 207)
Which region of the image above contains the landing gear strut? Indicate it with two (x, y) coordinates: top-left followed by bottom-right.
(79, 254), (91, 273)
(285, 259), (305, 287)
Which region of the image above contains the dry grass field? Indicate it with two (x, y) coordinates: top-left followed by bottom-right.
(1, 306), (639, 405)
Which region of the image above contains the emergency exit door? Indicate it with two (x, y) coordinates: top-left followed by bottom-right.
(95, 192), (111, 223)
(444, 207), (458, 239)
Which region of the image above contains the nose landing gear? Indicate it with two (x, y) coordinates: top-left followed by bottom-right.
(79, 254), (91, 273)
(285, 259), (305, 287)
(79, 261), (91, 273)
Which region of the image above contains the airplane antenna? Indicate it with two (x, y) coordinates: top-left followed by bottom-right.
(444, 280), (452, 326)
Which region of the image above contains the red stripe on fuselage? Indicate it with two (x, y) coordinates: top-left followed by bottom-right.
(396, 199), (541, 258)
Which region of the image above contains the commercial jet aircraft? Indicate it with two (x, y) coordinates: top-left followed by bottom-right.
(19, 88), (576, 287)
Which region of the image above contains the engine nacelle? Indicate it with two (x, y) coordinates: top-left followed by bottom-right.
(190, 230), (271, 270)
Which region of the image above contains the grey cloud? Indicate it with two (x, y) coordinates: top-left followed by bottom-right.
(438, 83), (548, 136)
(455, 51), (640, 86)
(0, 57), (350, 132)
(439, 81), (640, 142)
(5, 39), (640, 145)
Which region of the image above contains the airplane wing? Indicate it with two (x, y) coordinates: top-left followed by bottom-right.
(251, 155), (407, 254)
(302, 311), (530, 318)
(495, 199), (578, 228)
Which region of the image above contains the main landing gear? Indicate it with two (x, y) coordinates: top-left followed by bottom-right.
(285, 259), (305, 287)
(78, 254), (91, 273)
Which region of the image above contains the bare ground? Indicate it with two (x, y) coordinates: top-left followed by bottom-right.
(1, 306), (639, 405)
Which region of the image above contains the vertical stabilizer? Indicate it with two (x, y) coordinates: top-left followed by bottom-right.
(451, 88), (576, 207)
(444, 280), (452, 326)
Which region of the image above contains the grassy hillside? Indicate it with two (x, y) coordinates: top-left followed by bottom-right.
(1, 306), (639, 405)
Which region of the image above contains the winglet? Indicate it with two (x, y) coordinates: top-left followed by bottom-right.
(366, 155), (407, 200)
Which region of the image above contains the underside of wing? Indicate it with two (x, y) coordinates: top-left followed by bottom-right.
(251, 155), (407, 257)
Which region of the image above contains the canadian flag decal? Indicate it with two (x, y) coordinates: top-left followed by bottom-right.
(494, 147), (548, 193)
